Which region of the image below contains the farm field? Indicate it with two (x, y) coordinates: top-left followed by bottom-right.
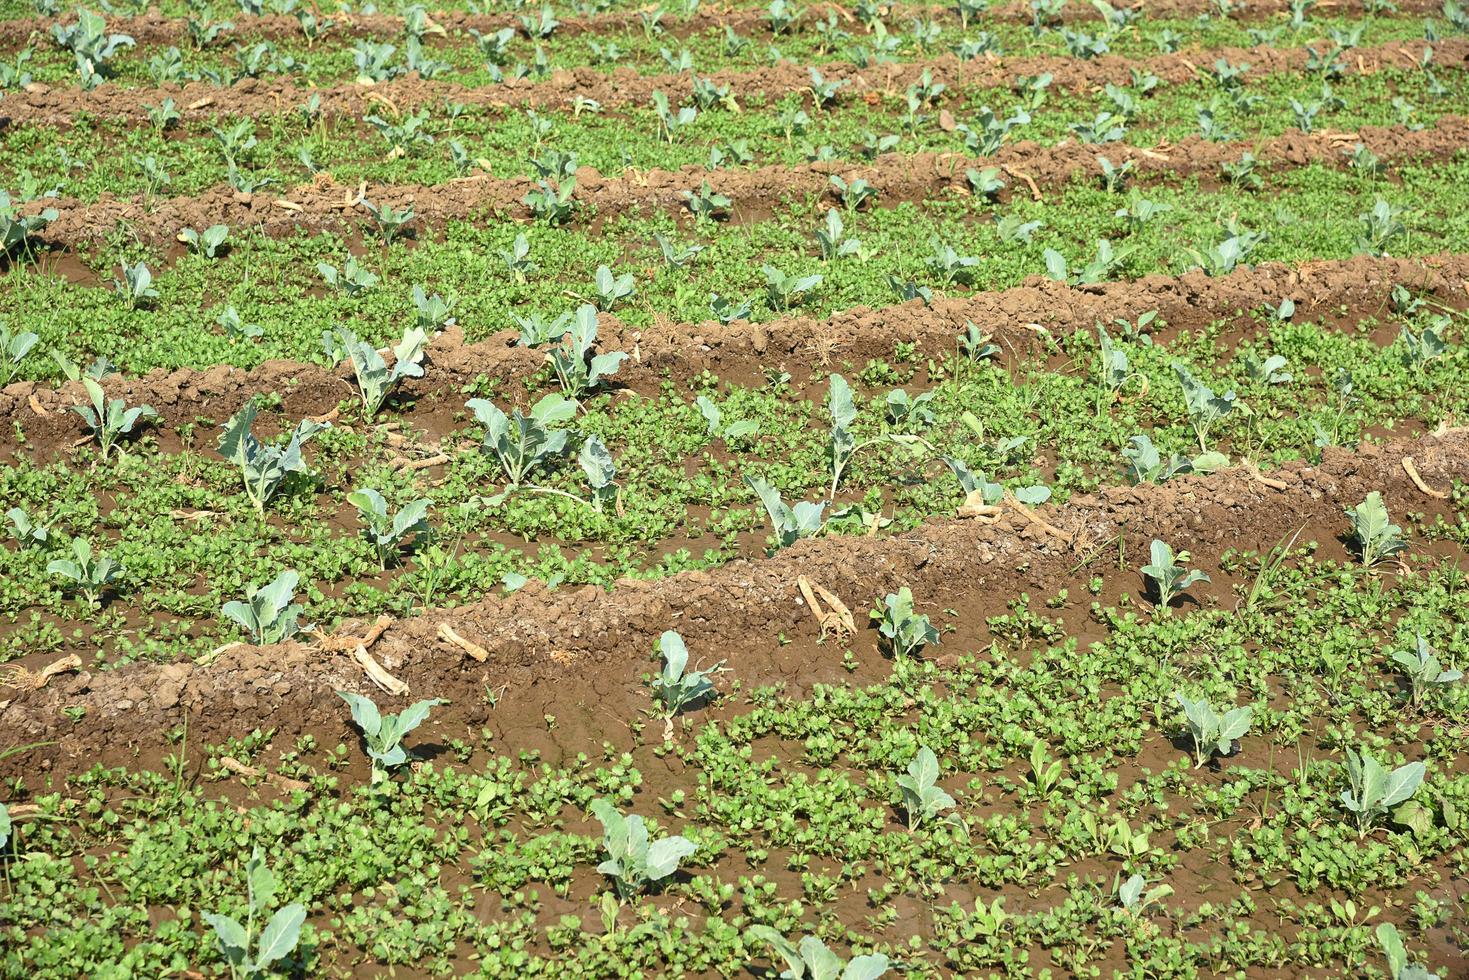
(1, 0), (1469, 975)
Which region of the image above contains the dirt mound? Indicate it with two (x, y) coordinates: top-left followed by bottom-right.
(3, 36), (1454, 131)
(3, 252), (1463, 459)
(30, 119), (1469, 248)
(4, 428), (1465, 780)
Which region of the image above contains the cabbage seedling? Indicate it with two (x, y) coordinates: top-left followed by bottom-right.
(1398, 322), (1447, 367)
(578, 435), (618, 512)
(113, 261), (158, 310)
(51, 9), (134, 88)
(329, 325), (428, 418)
(0, 326), (38, 382)
(650, 630), (725, 726)
(317, 256), (378, 296)
(467, 393), (576, 489)
(549, 305), (627, 398)
(1174, 693), (1252, 768)
(1377, 922), (1441, 980)
(873, 586), (938, 658)
(1115, 873), (1173, 914)
(763, 265), (822, 311)
(748, 928), (890, 980)
(884, 388), (935, 427)
(897, 745), (956, 829)
(348, 490), (431, 568)
(222, 571), (307, 645)
(72, 378), (156, 460)
(591, 265), (635, 311)
(47, 538), (122, 608)
(590, 798), (697, 898)
(825, 374), (930, 498)
(1121, 435), (1192, 485)
(1341, 747), (1424, 838)
(6, 507), (47, 548)
(337, 692), (445, 783)
(1391, 635), (1462, 705)
(217, 403), (330, 513)
(181, 224), (229, 258)
(1347, 492), (1406, 567)
(1142, 539), (1209, 615)
(746, 476), (825, 550)
(813, 209), (860, 261)
(0, 193), (56, 257)
(200, 847), (306, 980)
(1173, 363), (1237, 453)
(682, 180), (730, 220)
(361, 199), (414, 244)
(514, 311), (572, 348)
(695, 396), (757, 442)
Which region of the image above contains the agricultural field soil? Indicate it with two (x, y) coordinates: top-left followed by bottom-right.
(2, 0), (1469, 977)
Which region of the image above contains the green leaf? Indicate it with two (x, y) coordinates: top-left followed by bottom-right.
(252, 904), (306, 969)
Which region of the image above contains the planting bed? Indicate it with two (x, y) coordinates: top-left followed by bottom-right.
(1, 0), (1468, 976)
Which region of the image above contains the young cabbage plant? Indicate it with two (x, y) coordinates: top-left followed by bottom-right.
(1398, 322), (1447, 368)
(884, 388), (935, 427)
(578, 434), (618, 512)
(317, 255), (378, 296)
(1141, 539), (1209, 615)
(1174, 693), (1252, 768)
(746, 476), (825, 550)
(748, 928), (891, 980)
(1347, 491), (1407, 567)
(47, 538), (123, 608)
(813, 208), (860, 261)
(825, 374), (930, 499)
(1340, 747), (1425, 839)
(113, 261), (158, 309)
(650, 630), (725, 727)
(590, 798), (698, 899)
(218, 404), (330, 513)
(348, 490), (431, 568)
(897, 745), (956, 829)
(200, 847), (306, 980)
(592, 265), (635, 311)
(72, 378), (157, 460)
(181, 224), (229, 258)
(6, 506), (47, 548)
(763, 265), (822, 311)
(1115, 873), (1174, 915)
(0, 191), (57, 258)
(1095, 324), (1131, 396)
(221, 571), (307, 645)
(1121, 434), (1192, 485)
(873, 586), (938, 658)
(1376, 922), (1442, 980)
(941, 456), (1049, 510)
(327, 325), (428, 418)
(695, 395), (758, 443)
(337, 692), (445, 783)
(1173, 363), (1238, 453)
(548, 305), (627, 399)
(467, 393), (577, 490)
(1239, 350), (1292, 385)
(1391, 635), (1462, 705)
(514, 311), (573, 348)
(1043, 239), (1130, 285)
(0, 324), (39, 383)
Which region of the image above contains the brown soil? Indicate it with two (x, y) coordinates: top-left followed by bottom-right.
(3, 252), (1463, 459)
(3, 35), (1455, 131)
(0, 0), (1442, 50)
(28, 118), (1469, 248)
(4, 428), (1466, 784)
